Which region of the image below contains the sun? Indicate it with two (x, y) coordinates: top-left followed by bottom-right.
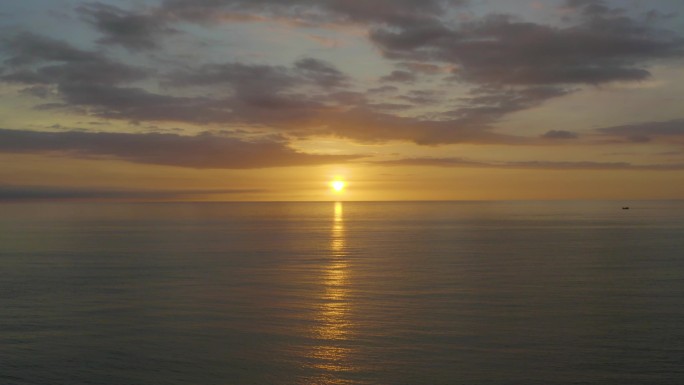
(330, 179), (346, 193)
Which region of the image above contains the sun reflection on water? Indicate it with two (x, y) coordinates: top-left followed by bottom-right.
(307, 201), (355, 381)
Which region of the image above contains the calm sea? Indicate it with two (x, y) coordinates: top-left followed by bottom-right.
(2, 201), (684, 384)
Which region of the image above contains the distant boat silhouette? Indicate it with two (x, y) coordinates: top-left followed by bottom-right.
(622, 207), (630, 210)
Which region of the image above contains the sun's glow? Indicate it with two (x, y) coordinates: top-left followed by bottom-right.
(330, 179), (346, 193)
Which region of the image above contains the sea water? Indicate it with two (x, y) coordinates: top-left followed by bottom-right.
(2, 201), (684, 384)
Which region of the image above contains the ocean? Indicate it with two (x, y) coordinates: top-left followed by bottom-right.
(2, 201), (684, 384)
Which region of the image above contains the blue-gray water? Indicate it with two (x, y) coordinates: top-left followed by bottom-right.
(2, 201), (684, 384)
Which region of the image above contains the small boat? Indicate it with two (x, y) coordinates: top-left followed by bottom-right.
(622, 207), (630, 210)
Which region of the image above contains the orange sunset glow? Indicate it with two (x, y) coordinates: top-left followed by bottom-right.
(1, 0), (683, 202)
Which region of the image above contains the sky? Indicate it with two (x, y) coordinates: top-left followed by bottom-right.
(1, 0), (684, 201)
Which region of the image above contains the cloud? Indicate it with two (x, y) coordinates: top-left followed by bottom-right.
(160, 58), (349, 125)
(2, 60), (148, 86)
(367, 85), (399, 94)
(2, 35), (517, 146)
(370, 5), (684, 86)
(541, 130), (579, 139)
(372, 157), (484, 167)
(317, 107), (526, 145)
(77, 2), (175, 51)
(1, 32), (98, 66)
(1, 33), (149, 86)
(324, 86), (571, 145)
(169, 62), (296, 91)
(56, 83), (236, 123)
(125, 1), (684, 146)
(0, 185), (265, 201)
(2, 39), (320, 126)
(0, 129), (360, 169)
(380, 70), (417, 83)
(398, 62), (446, 74)
(294, 57), (349, 87)
(372, 157), (684, 170)
(598, 119), (684, 143)
(398, 89), (441, 105)
(0, 30), (571, 147)
(5, 2), (683, 149)
(366, 103), (413, 111)
(42, 80), (560, 145)
(160, 0), (468, 28)
(447, 86), (572, 123)
(169, 57), (348, 93)
(322, 0), (468, 27)
(562, 0), (614, 18)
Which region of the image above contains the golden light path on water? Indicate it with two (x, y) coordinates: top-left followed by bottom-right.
(308, 201), (355, 383)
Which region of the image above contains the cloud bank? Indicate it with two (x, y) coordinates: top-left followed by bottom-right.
(1, 0), (684, 152)
(0, 185), (264, 201)
(372, 157), (684, 171)
(0, 129), (360, 169)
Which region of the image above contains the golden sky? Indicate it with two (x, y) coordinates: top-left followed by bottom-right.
(1, 0), (684, 201)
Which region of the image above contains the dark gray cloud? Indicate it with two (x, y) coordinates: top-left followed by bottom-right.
(77, 2), (175, 51)
(323, 0), (467, 26)
(367, 85), (399, 94)
(0, 41), (341, 128)
(60, 83), (238, 123)
(294, 58), (348, 87)
(318, 107), (525, 145)
(598, 119), (684, 143)
(1, 33), (149, 86)
(380, 70), (417, 83)
(161, 0), (467, 27)
(366, 103), (413, 111)
(372, 157), (684, 170)
(152, 76), (545, 147)
(0, 129), (360, 169)
(170, 57), (347, 93)
(0, 37), (306, 125)
(398, 89), (441, 105)
(1, 32), (98, 66)
(160, 58), (351, 126)
(446, 86), (572, 124)
(33, 102), (71, 111)
(5, 2), (682, 149)
(0, 185), (264, 201)
(370, 5), (684, 86)
(541, 130), (579, 139)
(169, 62), (295, 91)
(19, 85), (52, 98)
(2, 59), (148, 86)
(562, 0), (619, 18)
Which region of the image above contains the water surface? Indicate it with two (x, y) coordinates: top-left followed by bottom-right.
(2, 201), (684, 384)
